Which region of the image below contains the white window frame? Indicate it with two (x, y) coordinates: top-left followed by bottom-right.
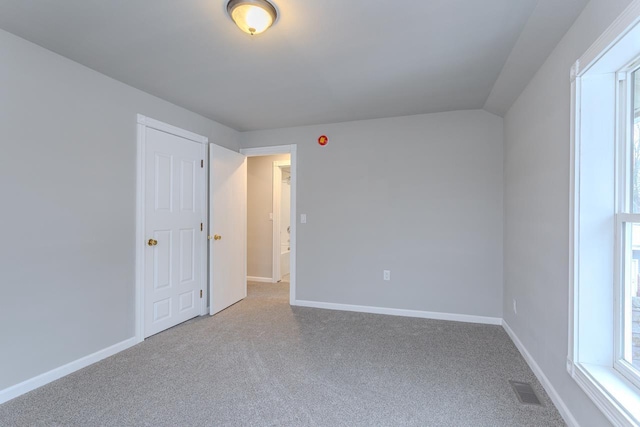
(616, 216), (640, 389)
(569, 1), (640, 425)
(614, 65), (640, 390)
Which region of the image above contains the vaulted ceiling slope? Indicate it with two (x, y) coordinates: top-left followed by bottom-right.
(0, 0), (588, 131)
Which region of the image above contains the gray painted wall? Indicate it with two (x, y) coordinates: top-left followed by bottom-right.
(502, 0), (633, 426)
(241, 110), (504, 318)
(0, 29), (239, 390)
(247, 154), (290, 279)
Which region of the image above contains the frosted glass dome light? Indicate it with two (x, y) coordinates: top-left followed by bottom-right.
(226, 0), (278, 36)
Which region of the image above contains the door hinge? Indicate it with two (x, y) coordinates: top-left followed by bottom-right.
(200, 290), (203, 298)
(201, 159), (204, 168)
(200, 222), (203, 231)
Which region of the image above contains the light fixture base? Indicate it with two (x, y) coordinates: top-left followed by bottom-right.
(226, 0), (278, 36)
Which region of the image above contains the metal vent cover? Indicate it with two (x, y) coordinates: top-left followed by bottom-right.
(509, 380), (543, 406)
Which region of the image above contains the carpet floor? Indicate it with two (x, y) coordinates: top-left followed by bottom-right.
(0, 282), (565, 426)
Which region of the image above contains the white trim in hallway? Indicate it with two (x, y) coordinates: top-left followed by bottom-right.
(272, 159), (291, 283)
(247, 276), (273, 283)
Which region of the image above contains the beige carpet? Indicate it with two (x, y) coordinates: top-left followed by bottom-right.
(0, 282), (565, 426)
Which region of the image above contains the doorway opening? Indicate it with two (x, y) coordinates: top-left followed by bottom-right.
(241, 145), (297, 305)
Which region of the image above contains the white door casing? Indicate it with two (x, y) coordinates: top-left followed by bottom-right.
(137, 115), (207, 340)
(210, 144), (247, 315)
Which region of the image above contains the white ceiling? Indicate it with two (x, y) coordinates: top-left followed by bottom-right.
(0, 0), (588, 131)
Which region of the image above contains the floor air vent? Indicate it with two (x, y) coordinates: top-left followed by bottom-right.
(509, 380), (542, 406)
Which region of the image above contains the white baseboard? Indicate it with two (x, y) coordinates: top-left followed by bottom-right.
(293, 299), (502, 325)
(0, 336), (138, 405)
(502, 320), (578, 427)
(0, 309), (577, 427)
(247, 276), (274, 283)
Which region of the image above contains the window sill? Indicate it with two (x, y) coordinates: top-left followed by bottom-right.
(569, 361), (640, 426)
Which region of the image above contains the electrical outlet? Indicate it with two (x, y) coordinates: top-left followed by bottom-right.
(300, 214), (307, 224)
(383, 270), (391, 281)
(513, 299), (517, 314)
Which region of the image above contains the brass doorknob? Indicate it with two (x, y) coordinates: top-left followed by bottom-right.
(214, 235), (222, 241)
(148, 239), (158, 246)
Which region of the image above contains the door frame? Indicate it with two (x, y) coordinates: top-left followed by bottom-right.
(272, 160), (291, 283)
(135, 114), (209, 343)
(240, 145), (297, 305)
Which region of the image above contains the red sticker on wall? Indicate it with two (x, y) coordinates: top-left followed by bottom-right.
(318, 135), (328, 146)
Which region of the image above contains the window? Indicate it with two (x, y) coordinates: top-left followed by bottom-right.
(569, 2), (640, 425)
(617, 68), (640, 389)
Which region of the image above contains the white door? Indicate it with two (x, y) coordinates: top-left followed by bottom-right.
(144, 128), (205, 337)
(210, 144), (247, 315)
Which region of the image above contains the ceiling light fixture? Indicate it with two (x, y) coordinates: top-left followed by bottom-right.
(226, 0), (278, 36)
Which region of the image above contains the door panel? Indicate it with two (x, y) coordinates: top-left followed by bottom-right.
(179, 228), (195, 283)
(144, 128), (205, 337)
(210, 144), (247, 315)
(180, 159), (196, 212)
(154, 153), (173, 212)
(179, 290), (195, 312)
(153, 229), (172, 289)
(154, 298), (171, 322)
